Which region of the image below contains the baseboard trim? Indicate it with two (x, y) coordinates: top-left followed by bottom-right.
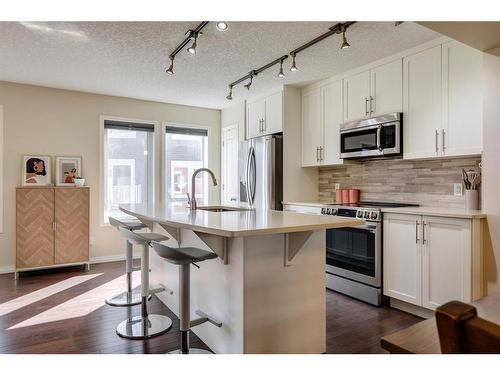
(389, 298), (434, 319)
(0, 265), (15, 275)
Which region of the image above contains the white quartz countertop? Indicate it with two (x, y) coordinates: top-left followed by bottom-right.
(380, 206), (486, 219)
(120, 204), (364, 238)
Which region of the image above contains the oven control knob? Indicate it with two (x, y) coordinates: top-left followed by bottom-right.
(364, 211), (370, 219)
(321, 208), (326, 214)
(370, 212), (378, 220)
(325, 208), (331, 215)
(332, 208), (338, 215)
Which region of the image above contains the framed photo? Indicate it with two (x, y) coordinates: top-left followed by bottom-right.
(22, 155), (52, 186)
(55, 156), (82, 186)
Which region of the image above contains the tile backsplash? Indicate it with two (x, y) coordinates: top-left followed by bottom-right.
(319, 156), (482, 208)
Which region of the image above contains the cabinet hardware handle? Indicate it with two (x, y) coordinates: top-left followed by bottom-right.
(422, 221), (427, 244)
(442, 129), (446, 153)
(52, 222), (57, 233)
(320, 147), (324, 161)
(415, 220), (419, 243)
(316, 147), (319, 162)
(262, 119), (265, 132)
(365, 97), (369, 115)
(369, 96), (374, 114)
(435, 130), (439, 154)
(259, 119), (262, 132)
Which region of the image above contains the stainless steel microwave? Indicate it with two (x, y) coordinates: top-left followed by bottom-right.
(340, 112), (402, 159)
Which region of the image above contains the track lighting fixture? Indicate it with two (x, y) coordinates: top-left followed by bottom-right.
(341, 27), (351, 49)
(226, 85), (233, 100)
(244, 73), (253, 90)
(166, 58), (174, 75)
(290, 54), (298, 72)
(277, 59), (285, 78)
(187, 34), (198, 54)
(216, 21), (228, 31)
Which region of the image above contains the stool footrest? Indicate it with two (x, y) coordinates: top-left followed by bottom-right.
(192, 310), (222, 328)
(149, 283), (174, 296)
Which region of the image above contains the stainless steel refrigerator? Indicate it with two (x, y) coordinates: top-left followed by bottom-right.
(239, 135), (283, 210)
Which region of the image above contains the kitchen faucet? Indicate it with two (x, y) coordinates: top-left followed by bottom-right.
(189, 168), (218, 210)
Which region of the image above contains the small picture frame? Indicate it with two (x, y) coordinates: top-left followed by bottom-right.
(55, 156), (82, 186)
(22, 155), (52, 186)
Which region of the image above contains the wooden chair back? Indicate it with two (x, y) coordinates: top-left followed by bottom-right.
(436, 300), (500, 353)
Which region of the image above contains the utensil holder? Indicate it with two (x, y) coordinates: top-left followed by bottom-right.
(465, 190), (479, 210)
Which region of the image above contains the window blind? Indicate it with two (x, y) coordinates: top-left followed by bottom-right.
(165, 126), (208, 137)
(104, 119), (155, 133)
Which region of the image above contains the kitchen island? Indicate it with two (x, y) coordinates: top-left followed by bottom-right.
(120, 203), (363, 354)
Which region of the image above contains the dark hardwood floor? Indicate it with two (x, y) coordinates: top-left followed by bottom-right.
(0, 261), (421, 354)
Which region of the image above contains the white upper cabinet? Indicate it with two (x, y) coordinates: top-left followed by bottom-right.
(421, 215), (472, 310)
(442, 41), (483, 157)
(246, 100), (265, 139)
(344, 60), (403, 122)
(322, 80), (344, 165)
(301, 88), (322, 167)
(301, 80), (344, 167)
(403, 43), (483, 160)
(370, 59), (403, 116)
(246, 91), (283, 139)
(403, 45), (443, 159)
(264, 91), (284, 135)
(343, 70), (370, 122)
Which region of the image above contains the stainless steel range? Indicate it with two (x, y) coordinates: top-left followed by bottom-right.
(320, 201), (418, 306)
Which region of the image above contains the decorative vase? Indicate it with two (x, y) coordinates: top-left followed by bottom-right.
(74, 178), (85, 187)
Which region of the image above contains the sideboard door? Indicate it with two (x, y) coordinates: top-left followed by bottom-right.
(16, 188), (55, 268)
(54, 188), (89, 264)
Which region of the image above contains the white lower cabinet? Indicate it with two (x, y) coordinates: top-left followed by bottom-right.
(384, 213), (472, 311)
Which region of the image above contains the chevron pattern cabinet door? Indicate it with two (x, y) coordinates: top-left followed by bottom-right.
(54, 188), (89, 264)
(16, 188), (55, 268)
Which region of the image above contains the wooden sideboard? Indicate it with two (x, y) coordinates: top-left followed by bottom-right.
(16, 186), (90, 277)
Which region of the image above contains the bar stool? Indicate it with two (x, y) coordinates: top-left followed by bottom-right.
(116, 227), (173, 339)
(106, 217), (147, 307)
(151, 241), (222, 354)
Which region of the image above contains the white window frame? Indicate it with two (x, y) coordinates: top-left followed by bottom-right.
(99, 115), (157, 226)
(0, 105), (3, 233)
(162, 122), (210, 206)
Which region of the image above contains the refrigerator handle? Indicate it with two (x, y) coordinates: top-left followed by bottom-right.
(245, 145), (253, 207)
(250, 146), (257, 205)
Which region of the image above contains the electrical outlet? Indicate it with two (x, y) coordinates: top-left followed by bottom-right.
(454, 183), (463, 196)
(89, 236), (95, 246)
(334, 183), (340, 190)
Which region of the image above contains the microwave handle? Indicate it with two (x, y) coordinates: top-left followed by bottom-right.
(376, 125), (383, 153)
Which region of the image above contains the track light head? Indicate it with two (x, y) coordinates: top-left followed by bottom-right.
(244, 74), (253, 90)
(216, 21), (228, 31)
(341, 29), (351, 49)
(166, 59), (174, 75)
(277, 59), (285, 78)
(290, 54), (298, 72)
(226, 86), (233, 100)
(187, 35), (197, 54)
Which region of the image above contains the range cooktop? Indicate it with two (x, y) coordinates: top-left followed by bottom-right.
(321, 201), (419, 222)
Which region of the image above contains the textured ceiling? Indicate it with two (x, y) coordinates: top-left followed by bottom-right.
(0, 21), (441, 109)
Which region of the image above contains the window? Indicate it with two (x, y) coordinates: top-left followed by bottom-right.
(103, 119), (154, 223)
(165, 126), (208, 205)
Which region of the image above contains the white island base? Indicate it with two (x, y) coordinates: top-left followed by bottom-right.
(149, 225), (326, 354)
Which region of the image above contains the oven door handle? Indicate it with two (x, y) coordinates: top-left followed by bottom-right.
(376, 125), (383, 153)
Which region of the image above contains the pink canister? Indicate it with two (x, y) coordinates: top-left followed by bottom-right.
(342, 189), (349, 204)
(349, 189), (360, 204)
(336, 189), (343, 203)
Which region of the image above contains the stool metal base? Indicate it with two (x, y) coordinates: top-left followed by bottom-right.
(116, 314), (172, 339)
(168, 348), (213, 354)
(106, 292), (151, 307)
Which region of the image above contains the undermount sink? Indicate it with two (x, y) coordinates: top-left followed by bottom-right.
(197, 206), (250, 212)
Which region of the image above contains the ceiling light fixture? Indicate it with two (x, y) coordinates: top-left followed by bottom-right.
(216, 21), (228, 31)
(243, 73), (254, 90)
(341, 27), (351, 49)
(277, 59), (285, 78)
(226, 85), (233, 100)
(290, 54), (298, 72)
(187, 34), (198, 54)
(166, 58), (174, 75)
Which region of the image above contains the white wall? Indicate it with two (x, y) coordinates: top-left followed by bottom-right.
(481, 48), (500, 294)
(0, 81), (220, 272)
